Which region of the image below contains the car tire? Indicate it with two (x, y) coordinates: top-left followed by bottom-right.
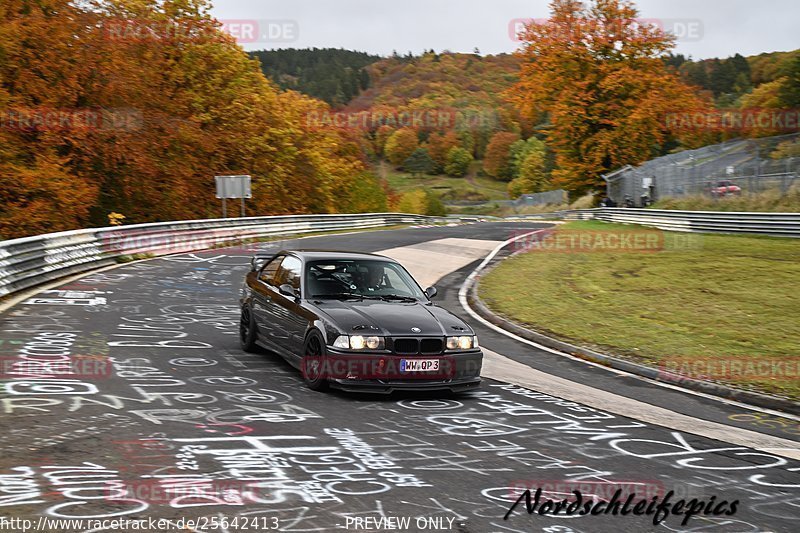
(239, 306), (259, 353)
(302, 330), (329, 392)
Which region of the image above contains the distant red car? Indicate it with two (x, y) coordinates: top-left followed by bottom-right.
(707, 180), (742, 197)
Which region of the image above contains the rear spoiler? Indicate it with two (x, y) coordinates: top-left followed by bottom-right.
(250, 254), (275, 272)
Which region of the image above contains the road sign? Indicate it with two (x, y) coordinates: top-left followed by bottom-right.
(215, 175), (252, 199)
(215, 175), (252, 218)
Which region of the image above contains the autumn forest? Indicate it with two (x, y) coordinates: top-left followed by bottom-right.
(1, 0), (798, 239)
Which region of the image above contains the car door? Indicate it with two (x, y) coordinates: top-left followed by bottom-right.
(251, 255), (284, 349)
(270, 255), (310, 362)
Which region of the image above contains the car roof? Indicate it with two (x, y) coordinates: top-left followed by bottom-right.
(277, 250), (397, 262)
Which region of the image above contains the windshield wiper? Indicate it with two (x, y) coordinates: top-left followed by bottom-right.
(312, 292), (364, 300)
(313, 293), (382, 301)
(379, 294), (418, 302)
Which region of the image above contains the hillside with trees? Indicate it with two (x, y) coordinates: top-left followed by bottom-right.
(348, 52), (526, 159)
(250, 48), (381, 106)
(667, 50), (800, 107)
(319, 8), (799, 203)
(337, 51), (558, 204)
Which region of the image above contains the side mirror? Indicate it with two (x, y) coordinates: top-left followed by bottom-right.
(425, 286), (438, 299)
(279, 284), (298, 299)
(250, 257), (259, 272)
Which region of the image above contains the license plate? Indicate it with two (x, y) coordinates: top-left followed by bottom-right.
(400, 359), (440, 372)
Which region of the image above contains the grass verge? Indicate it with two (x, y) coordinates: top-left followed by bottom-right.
(478, 220), (800, 399)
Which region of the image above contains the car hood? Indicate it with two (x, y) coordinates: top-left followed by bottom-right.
(312, 299), (473, 337)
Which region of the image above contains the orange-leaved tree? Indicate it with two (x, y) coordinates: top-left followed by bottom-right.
(483, 132), (520, 181)
(425, 131), (461, 173)
(508, 0), (709, 194)
(0, 0), (375, 239)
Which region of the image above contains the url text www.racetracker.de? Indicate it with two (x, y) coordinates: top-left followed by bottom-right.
(0, 516), (279, 531)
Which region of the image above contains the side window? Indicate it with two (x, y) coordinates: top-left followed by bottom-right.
(275, 256), (302, 291)
(259, 256), (284, 286)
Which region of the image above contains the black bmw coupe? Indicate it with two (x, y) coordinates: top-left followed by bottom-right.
(239, 250), (483, 393)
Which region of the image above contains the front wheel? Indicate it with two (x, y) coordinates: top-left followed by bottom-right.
(302, 331), (329, 392)
(239, 306), (259, 353)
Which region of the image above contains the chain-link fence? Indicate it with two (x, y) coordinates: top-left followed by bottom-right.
(445, 189), (567, 209)
(604, 134), (800, 207)
(515, 189), (568, 207)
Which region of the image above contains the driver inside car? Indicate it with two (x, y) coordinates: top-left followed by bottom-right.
(354, 263), (386, 292)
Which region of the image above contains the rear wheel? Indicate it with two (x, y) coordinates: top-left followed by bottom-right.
(303, 331), (328, 392)
(239, 306), (259, 353)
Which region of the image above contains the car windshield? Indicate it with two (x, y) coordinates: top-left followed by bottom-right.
(306, 259), (426, 300)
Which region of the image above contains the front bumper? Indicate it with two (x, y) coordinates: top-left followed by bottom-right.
(321, 349), (483, 394)
(331, 377), (482, 394)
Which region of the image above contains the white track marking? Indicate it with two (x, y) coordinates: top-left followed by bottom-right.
(482, 347), (800, 459)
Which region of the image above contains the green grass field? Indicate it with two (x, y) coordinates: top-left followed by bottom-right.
(382, 163), (510, 203)
(478, 220), (800, 399)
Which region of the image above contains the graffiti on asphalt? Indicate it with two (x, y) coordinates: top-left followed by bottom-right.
(0, 250), (797, 532)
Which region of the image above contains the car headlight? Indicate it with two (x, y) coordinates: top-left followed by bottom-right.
(447, 336), (478, 350)
(332, 335), (385, 350)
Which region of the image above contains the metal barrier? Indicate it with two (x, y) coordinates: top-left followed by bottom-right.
(0, 213), (431, 299)
(561, 208), (800, 237)
(4, 208), (797, 300)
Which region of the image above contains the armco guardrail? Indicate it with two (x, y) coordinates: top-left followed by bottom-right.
(6, 208), (793, 300)
(561, 208), (800, 237)
(0, 213), (431, 299)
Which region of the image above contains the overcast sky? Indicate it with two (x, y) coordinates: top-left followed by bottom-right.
(210, 0), (799, 60)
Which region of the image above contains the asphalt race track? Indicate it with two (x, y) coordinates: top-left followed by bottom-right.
(0, 222), (798, 533)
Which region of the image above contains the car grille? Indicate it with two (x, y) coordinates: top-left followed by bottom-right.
(393, 338), (418, 354)
(420, 338), (444, 354)
(391, 337), (443, 355)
